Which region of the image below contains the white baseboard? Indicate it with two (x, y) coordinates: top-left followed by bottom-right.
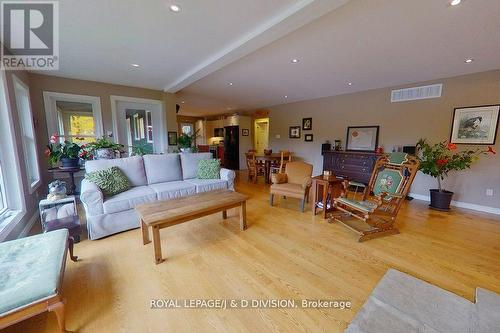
(18, 211), (40, 238)
(409, 193), (500, 215)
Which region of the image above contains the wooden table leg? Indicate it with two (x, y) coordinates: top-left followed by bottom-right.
(222, 210), (228, 219)
(68, 237), (78, 262)
(322, 183), (328, 219)
(141, 219), (150, 245)
(152, 226), (164, 264)
(239, 201), (247, 230)
(312, 181), (317, 216)
(48, 300), (69, 333)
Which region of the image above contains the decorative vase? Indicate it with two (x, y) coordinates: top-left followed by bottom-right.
(180, 148), (192, 153)
(429, 189), (454, 211)
(96, 148), (115, 159)
(60, 157), (79, 168)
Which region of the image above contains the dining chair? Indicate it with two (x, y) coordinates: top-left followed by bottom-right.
(270, 150), (292, 174)
(245, 152), (265, 183)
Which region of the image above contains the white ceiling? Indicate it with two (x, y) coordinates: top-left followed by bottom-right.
(45, 0), (500, 117)
(178, 0), (500, 116)
(47, 0), (347, 91)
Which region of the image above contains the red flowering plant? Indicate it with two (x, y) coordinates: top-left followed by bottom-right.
(416, 139), (495, 192)
(45, 133), (82, 167)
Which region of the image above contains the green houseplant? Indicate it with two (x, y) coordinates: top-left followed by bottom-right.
(45, 133), (81, 168)
(81, 136), (124, 160)
(415, 139), (495, 210)
(177, 130), (199, 153)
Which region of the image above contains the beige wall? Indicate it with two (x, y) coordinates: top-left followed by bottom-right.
(269, 70), (500, 209)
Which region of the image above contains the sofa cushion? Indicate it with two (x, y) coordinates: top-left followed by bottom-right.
(85, 166), (131, 197)
(185, 178), (228, 193)
(180, 153), (213, 180)
(0, 229), (68, 314)
(143, 154), (183, 184)
(197, 159), (221, 179)
(85, 156), (147, 187)
(149, 181), (196, 200)
(103, 186), (157, 214)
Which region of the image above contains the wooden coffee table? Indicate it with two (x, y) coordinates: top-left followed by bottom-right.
(136, 190), (248, 264)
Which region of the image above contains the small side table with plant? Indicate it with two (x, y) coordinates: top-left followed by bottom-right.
(416, 139), (496, 211)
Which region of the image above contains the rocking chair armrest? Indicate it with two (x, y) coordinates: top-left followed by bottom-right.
(272, 173), (288, 184)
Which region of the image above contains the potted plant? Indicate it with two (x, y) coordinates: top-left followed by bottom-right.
(178, 130), (199, 153)
(45, 134), (81, 168)
(416, 139), (495, 211)
(82, 136), (124, 159)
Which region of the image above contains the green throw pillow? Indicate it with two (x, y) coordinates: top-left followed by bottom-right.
(85, 166), (130, 197)
(197, 159), (221, 179)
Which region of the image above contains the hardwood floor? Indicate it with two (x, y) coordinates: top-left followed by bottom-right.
(4, 172), (500, 333)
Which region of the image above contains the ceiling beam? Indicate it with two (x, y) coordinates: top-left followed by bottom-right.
(164, 0), (350, 93)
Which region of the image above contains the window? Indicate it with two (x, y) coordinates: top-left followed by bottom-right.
(43, 92), (103, 145)
(13, 75), (40, 193)
(0, 71), (25, 239)
(146, 110), (153, 143)
(56, 101), (96, 144)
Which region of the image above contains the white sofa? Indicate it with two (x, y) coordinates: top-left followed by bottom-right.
(80, 153), (235, 240)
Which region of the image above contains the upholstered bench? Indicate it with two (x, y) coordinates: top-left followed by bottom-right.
(0, 229), (72, 332)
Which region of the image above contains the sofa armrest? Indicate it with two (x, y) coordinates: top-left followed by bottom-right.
(80, 179), (104, 216)
(220, 168), (236, 191)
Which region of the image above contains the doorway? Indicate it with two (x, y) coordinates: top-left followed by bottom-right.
(254, 118), (269, 154)
(111, 96), (165, 155)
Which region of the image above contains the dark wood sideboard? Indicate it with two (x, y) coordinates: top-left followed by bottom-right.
(322, 151), (383, 185)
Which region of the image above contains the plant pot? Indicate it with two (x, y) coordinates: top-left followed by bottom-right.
(429, 189), (454, 211)
(60, 157), (79, 169)
(180, 148), (192, 153)
(96, 148), (115, 159)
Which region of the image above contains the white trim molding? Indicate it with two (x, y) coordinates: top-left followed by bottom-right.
(410, 193), (500, 215)
(18, 211), (40, 239)
(43, 91), (104, 139)
(110, 95), (165, 153)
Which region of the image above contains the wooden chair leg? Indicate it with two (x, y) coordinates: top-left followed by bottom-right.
(301, 199), (305, 212)
(48, 300), (71, 333)
(269, 194), (274, 206)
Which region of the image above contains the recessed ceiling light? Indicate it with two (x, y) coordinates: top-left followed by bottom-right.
(284, 95), (288, 99)
(131, 63), (140, 67)
(170, 4), (180, 12)
(465, 58), (474, 63)
(291, 58), (300, 63)
(450, 0), (461, 6)
(181, 101), (185, 104)
(347, 82), (353, 86)
(228, 82), (234, 86)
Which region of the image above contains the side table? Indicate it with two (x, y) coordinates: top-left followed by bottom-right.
(312, 175), (348, 219)
(39, 196), (81, 261)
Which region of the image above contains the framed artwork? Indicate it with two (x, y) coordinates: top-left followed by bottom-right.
(302, 118), (312, 130)
(450, 105), (499, 145)
(168, 131), (177, 146)
(346, 126), (379, 152)
(289, 126), (301, 139)
(242, 129), (249, 136)
(305, 134), (313, 142)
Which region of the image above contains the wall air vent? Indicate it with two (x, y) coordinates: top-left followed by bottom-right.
(391, 84), (443, 102)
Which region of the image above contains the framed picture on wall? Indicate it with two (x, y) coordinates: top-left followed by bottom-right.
(346, 126), (379, 152)
(242, 129), (249, 136)
(450, 105), (499, 145)
(168, 131), (177, 146)
(305, 134), (313, 142)
(289, 126), (301, 139)
(302, 118), (312, 130)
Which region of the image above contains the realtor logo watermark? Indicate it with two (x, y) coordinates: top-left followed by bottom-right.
(1, 1), (59, 70)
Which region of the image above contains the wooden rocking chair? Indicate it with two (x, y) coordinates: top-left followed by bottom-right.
(329, 152), (420, 242)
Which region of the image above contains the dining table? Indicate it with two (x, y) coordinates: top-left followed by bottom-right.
(255, 153), (282, 183)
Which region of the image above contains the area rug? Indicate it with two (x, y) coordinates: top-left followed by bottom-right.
(345, 269), (500, 333)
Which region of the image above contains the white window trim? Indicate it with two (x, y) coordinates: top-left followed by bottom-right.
(133, 113), (140, 140)
(110, 95), (165, 153)
(43, 91), (104, 140)
(0, 71), (26, 241)
(12, 75), (41, 194)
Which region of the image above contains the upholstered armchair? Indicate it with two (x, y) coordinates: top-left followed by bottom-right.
(270, 161), (313, 212)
